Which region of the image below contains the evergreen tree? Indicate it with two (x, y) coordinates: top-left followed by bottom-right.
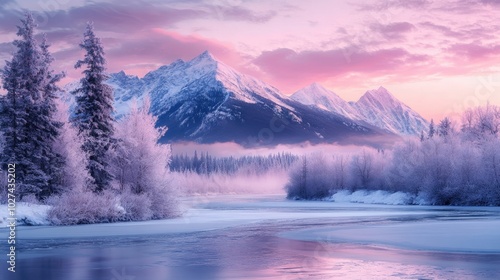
(438, 117), (452, 137)
(0, 13), (63, 200)
(428, 119), (435, 139)
(72, 23), (115, 192)
(36, 35), (65, 198)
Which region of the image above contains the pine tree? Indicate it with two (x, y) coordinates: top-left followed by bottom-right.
(438, 117), (452, 137)
(36, 35), (65, 198)
(428, 119), (435, 139)
(72, 23), (115, 192)
(0, 13), (63, 200)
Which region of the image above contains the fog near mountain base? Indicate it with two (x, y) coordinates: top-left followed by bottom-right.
(172, 171), (288, 195)
(171, 140), (393, 158)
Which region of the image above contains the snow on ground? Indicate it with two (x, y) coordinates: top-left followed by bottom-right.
(0, 202), (51, 228)
(280, 219), (500, 253)
(0, 195), (440, 240)
(327, 190), (424, 205)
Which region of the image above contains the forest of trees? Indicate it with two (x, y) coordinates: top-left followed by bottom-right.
(0, 14), (179, 224)
(286, 104), (500, 205)
(170, 152), (297, 194)
(171, 152), (297, 175)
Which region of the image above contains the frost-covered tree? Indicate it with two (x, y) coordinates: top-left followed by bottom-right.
(461, 104), (500, 139)
(112, 99), (178, 219)
(350, 150), (375, 188)
(72, 23), (115, 193)
(285, 156), (307, 199)
(53, 100), (89, 192)
(437, 117), (452, 137)
(0, 13), (63, 200)
(36, 35), (65, 198)
(428, 119), (435, 139)
(286, 154), (338, 199)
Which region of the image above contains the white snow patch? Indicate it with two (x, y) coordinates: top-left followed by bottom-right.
(328, 190), (417, 205)
(289, 112), (302, 123)
(0, 203), (51, 227)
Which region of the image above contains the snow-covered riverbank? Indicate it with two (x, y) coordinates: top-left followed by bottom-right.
(2, 194), (500, 245)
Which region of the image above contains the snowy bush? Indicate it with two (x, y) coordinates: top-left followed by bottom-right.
(148, 183), (181, 219)
(48, 190), (125, 225)
(120, 191), (153, 221)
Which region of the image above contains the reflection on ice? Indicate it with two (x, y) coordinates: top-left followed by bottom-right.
(1, 195), (499, 280)
(281, 219), (500, 253)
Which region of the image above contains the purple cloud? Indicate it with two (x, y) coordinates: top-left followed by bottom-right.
(449, 42), (500, 60)
(370, 22), (415, 40)
(207, 4), (277, 22)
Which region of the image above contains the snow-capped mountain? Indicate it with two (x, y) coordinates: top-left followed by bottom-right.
(291, 83), (360, 120)
(291, 84), (428, 135)
(353, 87), (428, 135)
(63, 51), (393, 146)
(62, 51), (406, 146)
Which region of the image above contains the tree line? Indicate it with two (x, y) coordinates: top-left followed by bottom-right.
(170, 152), (297, 175)
(286, 104), (500, 205)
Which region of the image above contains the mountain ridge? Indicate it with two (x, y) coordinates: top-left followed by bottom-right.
(62, 51), (424, 146)
(291, 84), (428, 135)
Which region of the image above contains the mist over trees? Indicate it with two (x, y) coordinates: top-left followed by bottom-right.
(171, 152), (297, 175)
(170, 151), (297, 194)
(286, 105), (500, 206)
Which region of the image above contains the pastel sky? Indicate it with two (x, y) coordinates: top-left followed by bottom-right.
(1, 0), (500, 121)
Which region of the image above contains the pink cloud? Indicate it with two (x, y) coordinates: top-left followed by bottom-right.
(99, 29), (245, 78)
(252, 47), (429, 92)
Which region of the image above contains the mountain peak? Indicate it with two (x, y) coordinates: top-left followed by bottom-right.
(306, 82), (329, 91)
(191, 50), (218, 64)
(296, 83), (336, 95)
(354, 86), (429, 135)
(363, 86), (395, 101)
(291, 83), (361, 119)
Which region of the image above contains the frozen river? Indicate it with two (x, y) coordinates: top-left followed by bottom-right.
(1, 195), (500, 279)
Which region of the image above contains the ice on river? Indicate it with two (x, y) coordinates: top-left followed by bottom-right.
(0, 195), (499, 280)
